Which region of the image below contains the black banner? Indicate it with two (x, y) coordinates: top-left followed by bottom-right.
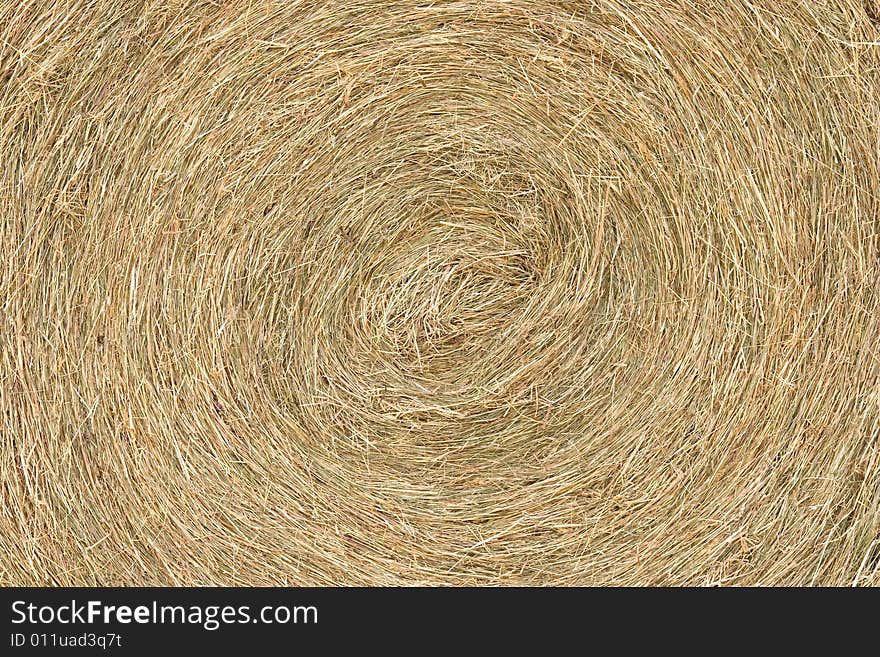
(0, 587), (871, 652)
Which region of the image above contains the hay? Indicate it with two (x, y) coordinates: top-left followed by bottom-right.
(1, 0), (878, 586)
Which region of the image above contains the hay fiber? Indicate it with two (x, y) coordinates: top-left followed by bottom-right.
(1, 0), (879, 586)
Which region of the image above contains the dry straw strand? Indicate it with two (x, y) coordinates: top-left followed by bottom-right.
(1, 0), (879, 585)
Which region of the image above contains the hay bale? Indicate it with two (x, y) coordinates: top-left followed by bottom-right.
(0, 0), (878, 585)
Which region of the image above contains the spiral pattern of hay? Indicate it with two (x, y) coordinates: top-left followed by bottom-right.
(1, 0), (879, 586)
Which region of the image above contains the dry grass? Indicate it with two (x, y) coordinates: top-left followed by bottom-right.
(1, 0), (879, 586)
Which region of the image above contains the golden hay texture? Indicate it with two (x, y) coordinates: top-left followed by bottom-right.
(1, 0), (879, 586)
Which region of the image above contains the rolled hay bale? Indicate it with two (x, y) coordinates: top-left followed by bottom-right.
(0, 0), (878, 586)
